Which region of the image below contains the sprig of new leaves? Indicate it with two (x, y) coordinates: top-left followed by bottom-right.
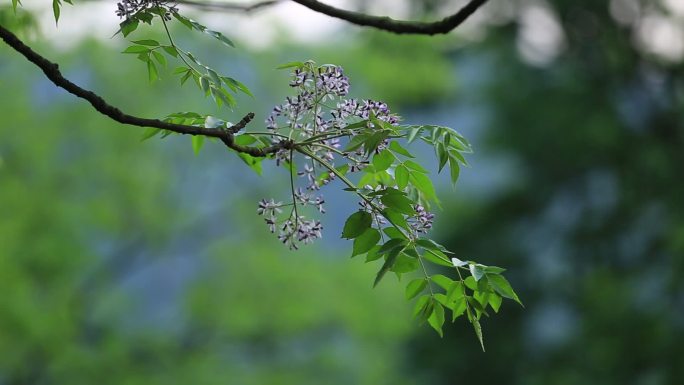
(28, 0), (522, 349)
(250, 62), (521, 348)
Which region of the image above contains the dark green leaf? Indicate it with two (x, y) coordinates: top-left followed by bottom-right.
(380, 190), (415, 215)
(437, 142), (448, 172)
(377, 238), (408, 254)
(120, 18), (139, 37)
(373, 245), (404, 287)
(342, 211), (372, 239)
(351, 228), (381, 257)
(365, 245), (382, 262)
(382, 227), (404, 239)
(52, 0), (60, 24)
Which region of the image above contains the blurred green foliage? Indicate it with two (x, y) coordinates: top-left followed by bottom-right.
(2, 0), (684, 384)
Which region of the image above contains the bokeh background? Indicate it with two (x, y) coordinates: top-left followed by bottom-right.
(1, 0), (684, 384)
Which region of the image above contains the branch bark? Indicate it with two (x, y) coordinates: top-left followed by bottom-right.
(172, 0), (488, 35)
(0, 23), (284, 157)
(288, 0), (488, 35)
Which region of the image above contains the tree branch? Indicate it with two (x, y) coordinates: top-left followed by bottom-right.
(0, 23), (284, 157)
(174, 0), (281, 13)
(290, 0), (489, 35)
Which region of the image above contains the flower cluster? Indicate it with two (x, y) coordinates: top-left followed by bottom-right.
(409, 204), (435, 235)
(256, 198), (323, 250)
(115, 0), (178, 19)
(259, 63), (435, 250)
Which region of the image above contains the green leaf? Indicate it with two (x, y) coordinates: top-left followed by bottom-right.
(223, 77), (254, 97)
(380, 227), (401, 240)
(413, 295), (431, 318)
(470, 264), (486, 281)
(276, 61), (305, 70)
(147, 60), (158, 82)
(450, 149), (469, 166)
(448, 156), (461, 185)
(422, 249), (453, 267)
(52, 0), (60, 24)
(405, 279), (428, 300)
(373, 245), (404, 287)
(404, 160), (429, 174)
(12, 0), (20, 13)
(409, 172), (438, 202)
(428, 301), (445, 337)
(382, 208), (409, 231)
(372, 150), (394, 172)
(451, 257), (468, 267)
(395, 165), (409, 190)
(486, 274), (522, 305)
(200, 76), (210, 93)
(172, 11), (194, 29)
(205, 29), (235, 47)
(207, 69), (222, 86)
(236, 152), (262, 175)
(431, 274), (453, 290)
(389, 141), (414, 158)
(132, 39), (160, 46)
(380, 190), (415, 215)
(120, 19), (139, 37)
(342, 211), (372, 239)
(351, 228), (381, 257)
(415, 238), (452, 254)
(484, 266), (506, 274)
(437, 142), (448, 172)
(122, 45), (150, 54)
(446, 281), (464, 303)
(191, 136), (204, 155)
(140, 127), (161, 141)
(377, 238), (408, 255)
(365, 245), (382, 262)
(407, 126), (422, 143)
(152, 51), (167, 67)
(471, 310), (485, 351)
(488, 293), (503, 313)
(162, 46), (179, 57)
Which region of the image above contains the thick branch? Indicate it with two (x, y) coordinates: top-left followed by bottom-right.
(290, 0), (489, 35)
(0, 23), (283, 157)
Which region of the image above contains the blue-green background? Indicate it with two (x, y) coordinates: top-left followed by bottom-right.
(1, 1), (683, 384)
